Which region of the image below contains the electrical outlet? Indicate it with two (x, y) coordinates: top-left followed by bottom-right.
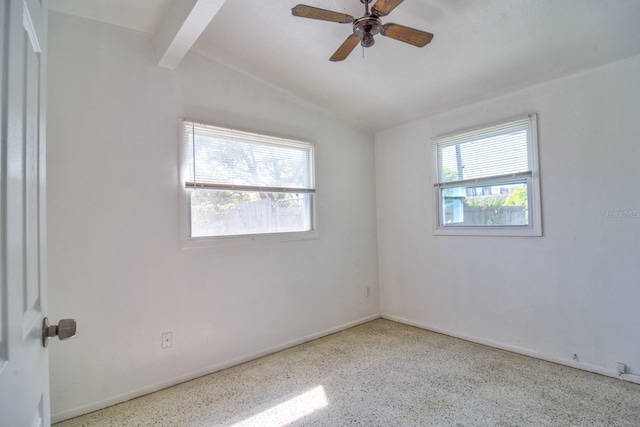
(162, 331), (172, 349)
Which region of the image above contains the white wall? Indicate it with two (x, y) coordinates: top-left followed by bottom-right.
(376, 55), (640, 380)
(47, 13), (379, 421)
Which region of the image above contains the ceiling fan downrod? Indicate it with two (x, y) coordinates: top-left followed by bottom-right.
(361, 0), (372, 15)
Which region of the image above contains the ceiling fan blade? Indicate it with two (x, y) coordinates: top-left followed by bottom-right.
(330, 34), (361, 62)
(381, 23), (434, 47)
(371, 0), (404, 17)
(292, 4), (354, 24)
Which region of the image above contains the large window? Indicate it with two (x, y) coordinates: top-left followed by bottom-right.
(433, 114), (541, 236)
(183, 121), (316, 239)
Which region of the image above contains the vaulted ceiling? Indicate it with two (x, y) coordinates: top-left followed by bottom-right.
(49, 0), (640, 131)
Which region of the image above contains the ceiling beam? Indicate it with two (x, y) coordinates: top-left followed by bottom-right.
(155, 0), (226, 70)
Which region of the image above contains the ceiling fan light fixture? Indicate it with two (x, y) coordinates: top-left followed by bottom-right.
(361, 32), (375, 48)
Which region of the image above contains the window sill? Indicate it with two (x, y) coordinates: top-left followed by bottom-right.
(433, 225), (542, 237)
(181, 230), (320, 249)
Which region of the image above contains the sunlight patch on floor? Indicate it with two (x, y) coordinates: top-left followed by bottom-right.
(230, 385), (328, 427)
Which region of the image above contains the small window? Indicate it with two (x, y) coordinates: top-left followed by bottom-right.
(433, 114), (541, 236)
(182, 121), (316, 239)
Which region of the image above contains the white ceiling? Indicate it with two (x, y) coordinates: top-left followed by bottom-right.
(49, 0), (640, 132)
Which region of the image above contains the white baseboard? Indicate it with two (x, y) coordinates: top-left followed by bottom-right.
(51, 313), (381, 424)
(620, 373), (640, 385)
(382, 314), (638, 385)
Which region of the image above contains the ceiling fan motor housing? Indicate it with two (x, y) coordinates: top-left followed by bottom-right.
(353, 15), (382, 47)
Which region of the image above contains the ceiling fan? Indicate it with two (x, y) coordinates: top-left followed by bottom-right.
(291, 0), (434, 62)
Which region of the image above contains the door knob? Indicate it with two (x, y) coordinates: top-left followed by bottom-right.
(42, 317), (77, 347)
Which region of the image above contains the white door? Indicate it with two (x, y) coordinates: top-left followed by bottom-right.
(0, 0), (51, 426)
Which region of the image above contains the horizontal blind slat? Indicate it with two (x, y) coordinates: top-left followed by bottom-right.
(185, 182), (316, 193)
(434, 171), (532, 188)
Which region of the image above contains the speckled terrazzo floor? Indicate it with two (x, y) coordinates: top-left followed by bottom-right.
(55, 319), (640, 427)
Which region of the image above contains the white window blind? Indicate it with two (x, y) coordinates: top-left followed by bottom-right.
(436, 117), (531, 186)
(184, 121), (315, 193)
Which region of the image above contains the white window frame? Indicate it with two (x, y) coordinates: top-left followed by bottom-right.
(433, 114), (542, 237)
(179, 119), (318, 247)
